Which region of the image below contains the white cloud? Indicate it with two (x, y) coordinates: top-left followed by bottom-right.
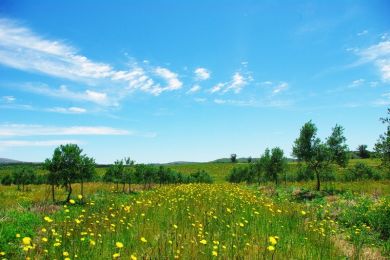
(370, 81), (379, 87)
(272, 82), (289, 94)
(194, 97), (206, 103)
(154, 67), (183, 93)
(25, 84), (113, 106)
(2, 96), (15, 103)
(373, 92), (390, 106)
(210, 83), (224, 93)
(194, 67), (210, 81)
(213, 98), (291, 108)
(348, 78), (365, 88)
(357, 40), (390, 82)
(357, 30), (368, 36)
(187, 85), (201, 94)
(47, 106), (87, 114)
(0, 18), (183, 100)
(0, 124), (130, 136)
(223, 72), (247, 93)
(0, 140), (82, 148)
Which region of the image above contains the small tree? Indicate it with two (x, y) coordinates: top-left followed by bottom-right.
(247, 156), (252, 163)
(256, 148), (270, 184)
(375, 108), (390, 174)
(268, 147), (287, 185)
(357, 145), (370, 159)
(292, 121), (348, 190)
(12, 166), (35, 191)
(79, 155), (96, 199)
(104, 160), (124, 191)
(230, 154), (237, 163)
(45, 144), (93, 202)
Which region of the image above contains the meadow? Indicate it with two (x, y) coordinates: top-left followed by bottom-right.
(0, 159), (389, 259)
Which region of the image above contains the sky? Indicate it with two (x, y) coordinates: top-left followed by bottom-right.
(0, 0), (389, 163)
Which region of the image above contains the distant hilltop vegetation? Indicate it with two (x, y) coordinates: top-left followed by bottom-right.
(0, 158), (22, 164)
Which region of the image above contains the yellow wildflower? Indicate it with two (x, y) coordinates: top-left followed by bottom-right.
(131, 255), (137, 260)
(69, 199), (75, 204)
(22, 237), (31, 245)
(16, 233), (20, 238)
(269, 236), (277, 245)
(113, 253), (120, 258)
(0, 252), (5, 256)
(44, 216), (53, 223)
(212, 251), (218, 256)
(42, 237), (48, 242)
(301, 210), (306, 216)
(140, 237), (147, 243)
(267, 245), (275, 251)
(78, 194), (83, 200)
(200, 239), (207, 245)
(63, 251), (69, 257)
(116, 242), (124, 248)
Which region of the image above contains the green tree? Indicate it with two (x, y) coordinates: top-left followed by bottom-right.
(256, 148), (270, 184)
(79, 155), (96, 199)
(268, 147), (287, 185)
(230, 154), (237, 163)
(375, 108), (390, 174)
(12, 166), (35, 191)
(44, 148), (62, 202)
(45, 144), (94, 202)
(292, 121), (349, 190)
(357, 144), (370, 159)
(104, 160), (124, 191)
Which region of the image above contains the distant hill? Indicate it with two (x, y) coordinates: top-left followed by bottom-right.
(0, 158), (22, 164)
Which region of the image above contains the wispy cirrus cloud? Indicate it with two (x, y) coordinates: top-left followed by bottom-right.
(0, 124), (130, 136)
(0, 139), (82, 148)
(272, 82), (289, 94)
(354, 39), (390, 82)
(0, 18), (183, 100)
(2, 95), (15, 103)
(194, 67), (210, 81)
(24, 83), (114, 106)
(186, 84), (201, 94)
(209, 72), (252, 94)
(47, 106), (87, 114)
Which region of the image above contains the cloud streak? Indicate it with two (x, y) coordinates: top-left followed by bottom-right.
(0, 124), (130, 136)
(0, 18), (183, 99)
(356, 40), (390, 82)
(0, 139), (82, 148)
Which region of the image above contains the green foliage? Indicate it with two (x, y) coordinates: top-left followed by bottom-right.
(230, 153), (237, 163)
(44, 144), (96, 202)
(0, 173), (12, 185)
(357, 144), (370, 159)
(345, 163), (382, 181)
(12, 166), (36, 191)
(375, 108), (390, 174)
(292, 121), (349, 190)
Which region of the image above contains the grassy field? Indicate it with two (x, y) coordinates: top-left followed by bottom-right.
(0, 159), (389, 259)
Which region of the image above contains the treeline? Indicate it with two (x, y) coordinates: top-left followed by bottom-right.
(0, 145), (213, 203)
(103, 159), (212, 193)
(227, 110), (390, 189)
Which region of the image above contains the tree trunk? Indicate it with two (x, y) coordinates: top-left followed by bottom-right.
(116, 182), (119, 191)
(51, 184), (55, 202)
(66, 183), (72, 202)
(316, 171), (321, 191)
(122, 183), (125, 193)
(81, 179), (84, 199)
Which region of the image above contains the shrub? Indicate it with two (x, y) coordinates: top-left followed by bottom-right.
(345, 163), (381, 181)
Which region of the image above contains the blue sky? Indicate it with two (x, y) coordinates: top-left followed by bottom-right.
(0, 0), (389, 163)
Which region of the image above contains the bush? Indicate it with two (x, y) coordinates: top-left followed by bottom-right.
(295, 165), (314, 181)
(1, 174), (13, 185)
(189, 170), (213, 183)
(345, 163), (381, 181)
